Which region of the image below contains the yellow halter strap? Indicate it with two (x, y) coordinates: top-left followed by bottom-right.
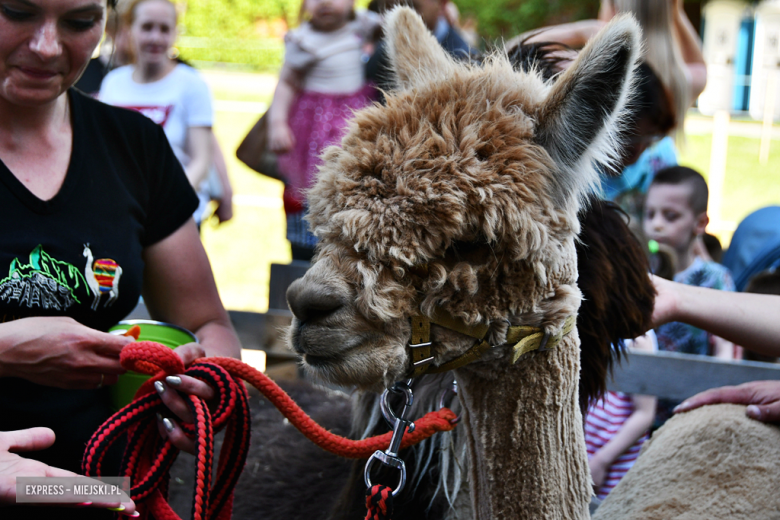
(407, 308), (576, 378)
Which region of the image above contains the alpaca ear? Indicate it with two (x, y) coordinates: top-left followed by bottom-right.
(385, 6), (457, 91)
(534, 14), (642, 205)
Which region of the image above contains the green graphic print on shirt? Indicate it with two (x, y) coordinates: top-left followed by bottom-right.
(0, 244), (121, 312)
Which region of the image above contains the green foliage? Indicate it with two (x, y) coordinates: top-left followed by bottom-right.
(178, 37), (284, 71)
(179, 0), (297, 70)
(181, 0), (302, 38)
(455, 0), (600, 43)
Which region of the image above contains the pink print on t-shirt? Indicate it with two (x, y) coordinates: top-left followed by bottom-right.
(123, 105), (174, 127)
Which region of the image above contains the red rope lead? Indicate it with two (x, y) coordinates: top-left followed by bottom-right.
(84, 342), (458, 520)
(210, 356), (459, 458)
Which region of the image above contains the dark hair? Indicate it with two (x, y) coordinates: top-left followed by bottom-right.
(507, 39), (573, 82)
(651, 165), (709, 215)
(576, 197), (655, 413)
(702, 232), (723, 263)
(743, 269), (780, 362)
(745, 269), (780, 295)
(632, 62), (677, 136)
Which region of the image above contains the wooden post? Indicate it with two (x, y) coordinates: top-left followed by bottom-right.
(760, 70), (777, 164)
(708, 110), (730, 234)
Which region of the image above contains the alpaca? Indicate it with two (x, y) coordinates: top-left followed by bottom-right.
(189, 196), (653, 520)
(83, 244), (122, 310)
(285, 8), (641, 519)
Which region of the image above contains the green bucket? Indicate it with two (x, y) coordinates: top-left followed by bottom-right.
(109, 320), (198, 409)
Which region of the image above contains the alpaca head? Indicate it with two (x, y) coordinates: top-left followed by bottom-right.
(286, 7), (642, 390)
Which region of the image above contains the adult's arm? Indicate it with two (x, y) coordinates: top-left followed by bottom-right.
(0, 428), (136, 513)
(516, 20), (606, 49)
(652, 275), (780, 356)
(183, 127), (213, 189)
(671, 0), (707, 101)
(672, 0), (707, 101)
(141, 219), (240, 361)
(598, 0), (615, 22)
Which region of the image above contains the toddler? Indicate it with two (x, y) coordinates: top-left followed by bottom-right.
(643, 166), (735, 425)
(267, 0), (380, 260)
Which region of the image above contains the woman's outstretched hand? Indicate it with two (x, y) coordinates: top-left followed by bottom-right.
(154, 343), (215, 454)
(674, 381), (780, 423)
(0, 428), (137, 514)
(0, 317), (133, 389)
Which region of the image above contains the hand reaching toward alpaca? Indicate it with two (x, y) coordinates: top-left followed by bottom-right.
(675, 381), (780, 423)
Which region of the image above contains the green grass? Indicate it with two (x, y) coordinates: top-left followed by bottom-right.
(204, 70), (780, 312)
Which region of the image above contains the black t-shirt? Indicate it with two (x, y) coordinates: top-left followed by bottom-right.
(0, 89), (198, 475)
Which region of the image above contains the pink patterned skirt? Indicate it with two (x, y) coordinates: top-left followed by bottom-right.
(277, 84), (377, 209)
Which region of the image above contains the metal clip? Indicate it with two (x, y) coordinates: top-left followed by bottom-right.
(437, 379), (461, 424)
(365, 380), (415, 497)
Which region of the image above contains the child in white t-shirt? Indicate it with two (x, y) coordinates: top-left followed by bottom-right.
(100, 0), (224, 225)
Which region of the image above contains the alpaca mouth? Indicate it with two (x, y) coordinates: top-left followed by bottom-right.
(302, 353), (341, 368)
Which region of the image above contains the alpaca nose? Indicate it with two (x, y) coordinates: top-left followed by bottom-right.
(286, 278), (345, 323)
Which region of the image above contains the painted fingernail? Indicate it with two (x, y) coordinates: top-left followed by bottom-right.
(107, 505), (126, 512)
(76, 502), (93, 507)
(673, 401), (689, 413)
(120, 510), (140, 517)
(746, 405), (762, 420)
(154, 381), (165, 394)
(165, 376), (182, 387)
(162, 417), (175, 432)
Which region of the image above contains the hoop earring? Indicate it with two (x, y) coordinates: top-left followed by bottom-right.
(167, 47), (180, 60)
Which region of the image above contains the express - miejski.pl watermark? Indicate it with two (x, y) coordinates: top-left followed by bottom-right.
(16, 476), (131, 503)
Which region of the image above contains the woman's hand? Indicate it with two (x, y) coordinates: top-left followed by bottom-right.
(154, 343), (215, 454)
(0, 317), (133, 389)
(674, 381), (780, 423)
(268, 120), (295, 154)
(0, 428), (136, 514)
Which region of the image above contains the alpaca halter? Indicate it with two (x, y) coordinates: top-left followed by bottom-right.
(407, 308), (577, 378)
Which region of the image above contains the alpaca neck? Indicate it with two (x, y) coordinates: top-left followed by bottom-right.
(454, 337), (591, 520)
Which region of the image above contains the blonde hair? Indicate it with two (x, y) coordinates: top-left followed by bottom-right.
(614, 0), (689, 140)
(123, 0), (177, 27)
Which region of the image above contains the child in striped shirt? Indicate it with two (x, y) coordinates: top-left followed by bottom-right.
(584, 331), (658, 499)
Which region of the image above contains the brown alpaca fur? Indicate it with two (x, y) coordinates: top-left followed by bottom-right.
(594, 404), (780, 520)
(287, 8), (642, 519)
(575, 198), (655, 412)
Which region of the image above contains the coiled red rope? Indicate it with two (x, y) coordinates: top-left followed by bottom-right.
(83, 342), (458, 520)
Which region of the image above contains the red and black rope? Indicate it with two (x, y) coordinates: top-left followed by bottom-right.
(83, 344), (248, 520)
(365, 485), (394, 520)
(84, 342), (457, 520)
